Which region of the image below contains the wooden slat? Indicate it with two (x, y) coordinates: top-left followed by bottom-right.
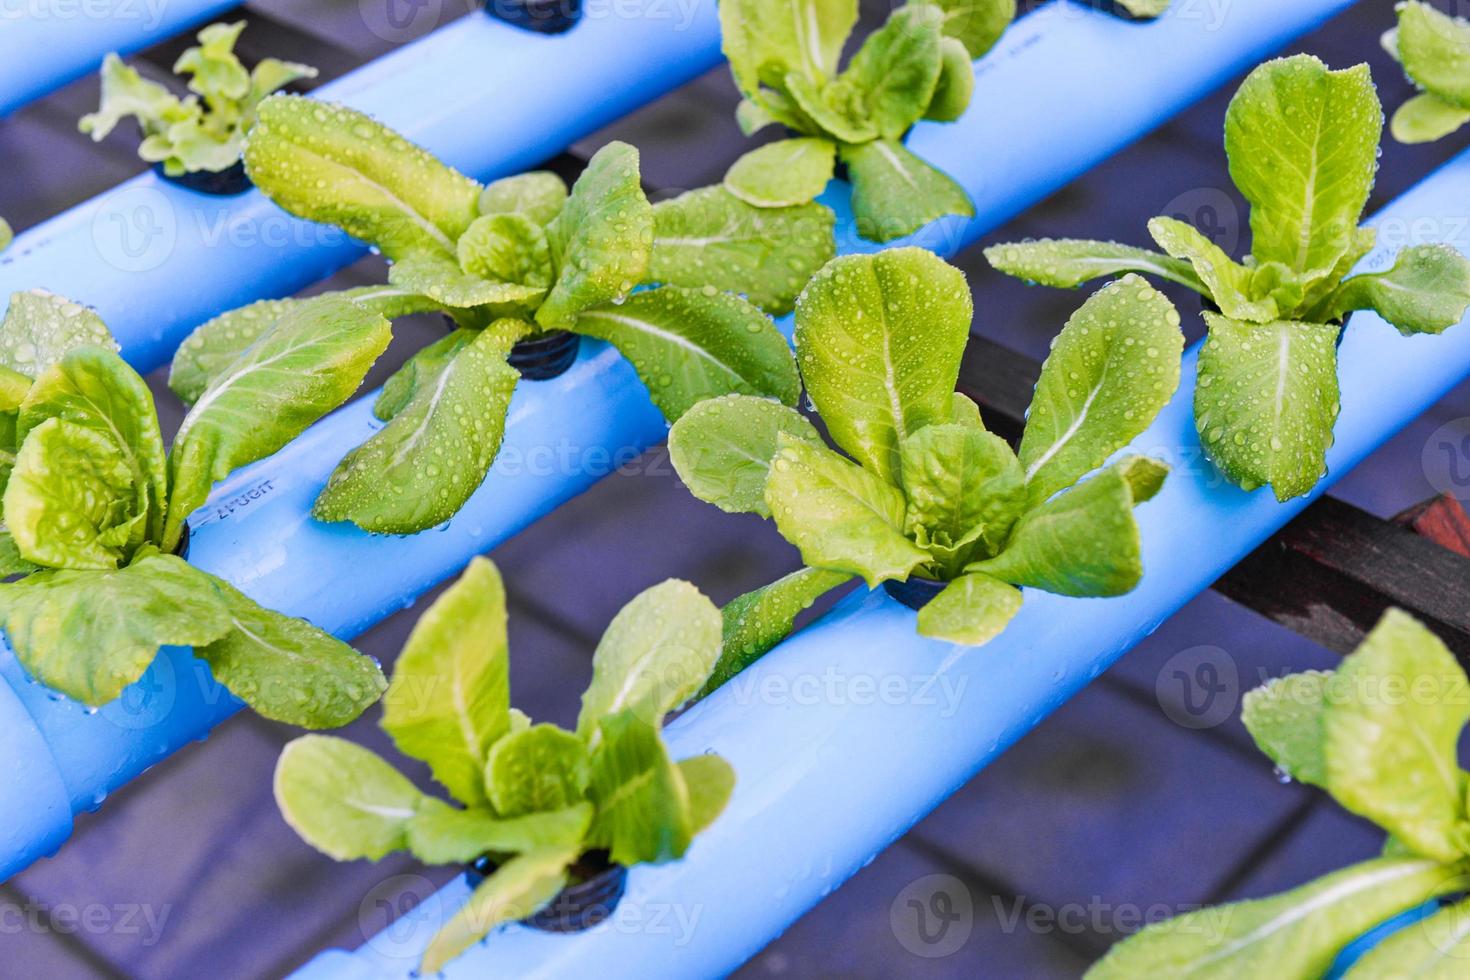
(957, 333), (1470, 660)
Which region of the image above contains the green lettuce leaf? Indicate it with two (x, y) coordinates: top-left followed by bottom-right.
(1397, 1), (1470, 107)
(1392, 91), (1470, 143)
(765, 434), (930, 587)
(586, 710), (692, 865)
(1224, 55), (1380, 280)
(195, 574), (386, 729)
(1147, 216), (1278, 322)
(1193, 315), (1340, 501)
(245, 95), (481, 261)
(0, 554), (231, 705)
(485, 724), (590, 817)
(927, 0), (1015, 57)
(576, 579), (722, 738)
(167, 296), (394, 548)
(840, 139), (974, 243)
(1240, 670), (1331, 788)
(650, 185), (836, 314)
(678, 755), (736, 834)
(574, 287), (800, 420)
(983, 239), (1205, 291)
(1018, 274), (1183, 507)
(967, 461), (1154, 597)
(1323, 609), (1470, 863)
(456, 213), (554, 289)
(478, 171), (568, 225)
(405, 803), (592, 864)
(706, 566), (853, 695)
(314, 322), (520, 534)
(387, 250), (546, 309)
(667, 393), (821, 516)
(19, 347), (167, 545)
(5, 419), (143, 570)
(382, 557), (510, 807)
(537, 142), (653, 328)
(371, 328), (471, 423)
(915, 571), (1022, 645)
(1324, 243), (1470, 336)
(78, 53), (183, 142)
(0, 290), (115, 378)
(840, 4), (944, 140)
(899, 422), (1024, 565)
(420, 845), (576, 975)
(794, 247), (971, 485)
(719, 0), (856, 94)
(1086, 858), (1464, 980)
(785, 74), (880, 143)
(168, 287), (437, 405)
(722, 138), (837, 209)
(1342, 898), (1470, 978)
(274, 734), (446, 861)
(925, 37), (975, 122)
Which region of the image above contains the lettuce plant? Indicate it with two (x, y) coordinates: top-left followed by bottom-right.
(719, 0), (1016, 242)
(1384, 1), (1470, 144)
(0, 290), (390, 727)
(986, 55), (1470, 502)
(275, 558), (734, 973)
(79, 21), (315, 176)
(1088, 610), (1470, 978)
(169, 94), (833, 535)
(668, 250), (1181, 684)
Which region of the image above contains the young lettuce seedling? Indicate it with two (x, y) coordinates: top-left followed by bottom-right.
(169, 95), (834, 535)
(668, 250), (1182, 686)
(986, 54), (1470, 502)
(1384, 1), (1470, 143)
(79, 21), (315, 177)
(719, 0), (1014, 242)
(274, 558), (735, 974)
(0, 290), (390, 727)
(1088, 609), (1470, 978)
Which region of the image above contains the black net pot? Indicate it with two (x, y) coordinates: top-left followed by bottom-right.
(171, 521), (192, 560)
(883, 575), (947, 611)
(154, 159), (252, 196)
(483, 0), (581, 34)
(508, 329), (581, 380)
(464, 850), (627, 932)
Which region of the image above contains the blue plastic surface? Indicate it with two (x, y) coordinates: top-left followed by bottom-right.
(0, 4), (723, 373)
(0, 0), (238, 117)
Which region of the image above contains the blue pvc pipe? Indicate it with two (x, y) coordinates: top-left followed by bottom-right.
(0, 0), (238, 117)
(0, 0), (1352, 889)
(0, 5), (724, 373)
(296, 139), (1470, 980)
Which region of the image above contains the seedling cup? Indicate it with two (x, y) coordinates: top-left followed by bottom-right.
(882, 576), (948, 611)
(154, 159), (252, 196)
(465, 849), (628, 932)
(483, 0), (581, 34)
(438, 315), (580, 380)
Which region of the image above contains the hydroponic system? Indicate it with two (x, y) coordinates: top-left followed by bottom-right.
(4, 0), (1470, 977)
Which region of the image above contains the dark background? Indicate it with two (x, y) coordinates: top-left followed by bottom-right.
(3, 0), (1467, 976)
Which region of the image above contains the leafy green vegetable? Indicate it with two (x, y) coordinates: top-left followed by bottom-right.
(669, 251), (1180, 668)
(985, 54), (1470, 500)
(719, 0), (1010, 241)
(274, 558), (734, 974)
(223, 99), (832, 534)
(1386, 2), (1470, 144)
(80, 22), (315, 176)
(1088, 609), (1470, 977)
(0, 297), (387, 727)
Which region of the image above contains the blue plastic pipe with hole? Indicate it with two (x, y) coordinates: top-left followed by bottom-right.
(0, 0), (1354, 891)
(0, 0), (240, 117)
(293, 135), (1470, 979)
(0, 3), (724, 373)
